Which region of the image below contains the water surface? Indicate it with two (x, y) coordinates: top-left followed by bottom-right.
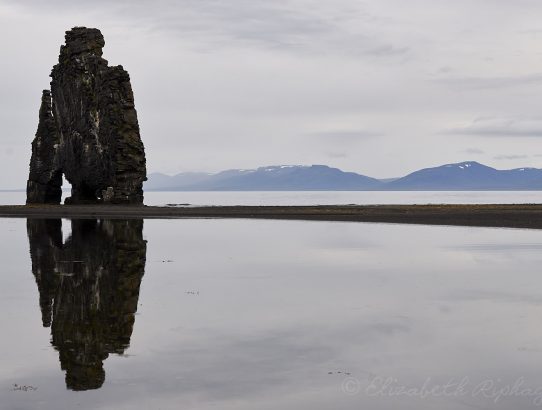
(1, 218), (542, 409)
(3, 190), (542, 206)
(143, 190), (542, 206)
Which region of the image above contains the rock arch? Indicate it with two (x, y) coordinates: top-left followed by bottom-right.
(26, 27), (146, 204)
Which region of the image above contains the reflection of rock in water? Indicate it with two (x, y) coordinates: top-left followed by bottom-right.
(27, 219), (146, 391)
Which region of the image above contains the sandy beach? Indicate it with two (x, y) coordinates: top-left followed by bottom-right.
(1, 204), (542, 229)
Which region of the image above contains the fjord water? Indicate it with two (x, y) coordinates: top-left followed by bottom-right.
(2, 218), (542, 409)
(5, 190), (542, 206)
(144, 190), (542, 206)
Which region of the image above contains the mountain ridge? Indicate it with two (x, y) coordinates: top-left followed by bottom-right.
(145, 161), (542, 191)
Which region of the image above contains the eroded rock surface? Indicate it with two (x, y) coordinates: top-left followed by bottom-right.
(27, 27), (146, 204)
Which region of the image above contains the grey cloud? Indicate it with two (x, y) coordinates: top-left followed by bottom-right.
(365, 44), (409, 57)
(461, 148), (484, 154)
(436, 66), (453, 74)
(447, 118), (542, 137)
(308, 129), (382, 161)
(447, 242), (542, 252)
(308, 130), (383, 140)
(4, 0), (409, 58)
(146, 1), (334, 49)
(449, 289), (542, 306)
(493, 154), (529, 160)
(307, 130), (381, 159)
(436, 73), (542, 90)
(518, 28), (542, 35)
(326, 152), (349, 159)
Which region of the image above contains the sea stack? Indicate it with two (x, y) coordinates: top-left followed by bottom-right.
(26, 27), (146, 204)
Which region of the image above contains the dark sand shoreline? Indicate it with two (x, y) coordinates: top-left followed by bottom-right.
(2, 204), (542, 229)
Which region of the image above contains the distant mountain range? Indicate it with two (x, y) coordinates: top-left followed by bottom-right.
(144, 162), (542, 191)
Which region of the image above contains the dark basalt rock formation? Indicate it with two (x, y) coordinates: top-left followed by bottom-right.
(27, 218), (146, 391)
(27, 27), (146, 204)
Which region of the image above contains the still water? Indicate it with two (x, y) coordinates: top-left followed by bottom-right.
(142, 190), (542, 206)
(1, 217), (542, 409)
(2, 190), (542, 206)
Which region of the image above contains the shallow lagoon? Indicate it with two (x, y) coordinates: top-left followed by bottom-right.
(1, 217), (542, 409)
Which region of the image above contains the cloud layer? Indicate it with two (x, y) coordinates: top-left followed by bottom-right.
(1, 0), (542, 188)
(449, 118), (542, 138)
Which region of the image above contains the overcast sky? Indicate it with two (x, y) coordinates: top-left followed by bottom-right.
(1, 0), (542, 188)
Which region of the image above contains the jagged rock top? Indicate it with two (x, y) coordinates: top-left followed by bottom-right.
(60, 27), (105, 58)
